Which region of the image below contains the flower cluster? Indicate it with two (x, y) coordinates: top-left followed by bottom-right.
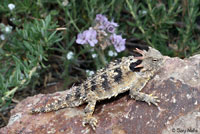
(0, 34), (5, 40)
(66, 51), (74, 60)
(95, 14), (118, 33)
(86, 70), (95, 76)
(76, 28), (98, 47)
(8, 3), (15, 11)
(0, 23), (13, 41)
(76, 14), (126, 52)
(108, 50), (117, 57)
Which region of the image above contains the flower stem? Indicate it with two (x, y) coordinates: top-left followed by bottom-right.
(95, 47), (107, 66)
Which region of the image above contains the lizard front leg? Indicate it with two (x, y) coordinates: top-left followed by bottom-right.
(130, 90), (160, 106)
(82, 100), (97, 130)
(129, 78), (160, 106)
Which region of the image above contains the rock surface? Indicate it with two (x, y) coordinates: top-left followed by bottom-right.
(0, 55), (200, 134)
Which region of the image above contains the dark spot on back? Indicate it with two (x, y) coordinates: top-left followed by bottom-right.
(83, 83), (88, 90)
(40, 107), (46, 112)
(115, 58), (122, 64)
(101, 73), (110, 90)
(66, 94), (72, 100)
(83, 83), (88, 99)
(114, 68), (122, 83)
(129, 60), (142, 72)
(75, 87), (81, 98)
(91, 79), (96, 91)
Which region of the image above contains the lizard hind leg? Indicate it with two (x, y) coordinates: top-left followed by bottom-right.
(82, 100), (97, 130)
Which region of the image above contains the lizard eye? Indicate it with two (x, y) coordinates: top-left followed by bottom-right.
(129, 58), (133, 61)
(152, 59), (158, 61)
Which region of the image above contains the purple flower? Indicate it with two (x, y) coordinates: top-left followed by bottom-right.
(106, 25), (115, 33)
(95, 14), (109, 30)
(95, 14), (119, 33)
(76, 32), (87, 45)
(110, 19), (119, 27)
(76, 28), (98, 47)
(106, 23), (115, 33)
(110, 34), (126, 52)
(95, 14), (108, 24)
(106, 19), (119, 33)
(86, 28), (98, 47)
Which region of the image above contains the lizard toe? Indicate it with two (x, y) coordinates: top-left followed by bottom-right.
(83, 116), (98, 130)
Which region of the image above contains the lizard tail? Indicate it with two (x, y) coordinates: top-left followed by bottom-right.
(31, 93), (84, 113)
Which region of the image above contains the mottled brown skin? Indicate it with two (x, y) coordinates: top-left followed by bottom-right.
(31, 47), (165, 130)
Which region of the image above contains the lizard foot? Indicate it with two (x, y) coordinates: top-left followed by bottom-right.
(82, 115), (98, 130)
(144, 94), (160, 106)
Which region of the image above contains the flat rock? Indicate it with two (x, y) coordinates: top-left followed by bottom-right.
(1, 55), (200, 134)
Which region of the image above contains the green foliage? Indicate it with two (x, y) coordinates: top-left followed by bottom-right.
(125, 0), (200, 57)
(0, 0), (200, 117)
(0, 15), (62, 108)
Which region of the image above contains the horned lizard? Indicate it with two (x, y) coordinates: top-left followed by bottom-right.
(31, 47), (165, 130)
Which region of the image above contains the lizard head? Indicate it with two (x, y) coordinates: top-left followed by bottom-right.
(134, 47), (165, 72)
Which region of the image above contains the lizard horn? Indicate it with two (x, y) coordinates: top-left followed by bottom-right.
(134, 48), (145, 55)
(135, 64), (143, 68)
